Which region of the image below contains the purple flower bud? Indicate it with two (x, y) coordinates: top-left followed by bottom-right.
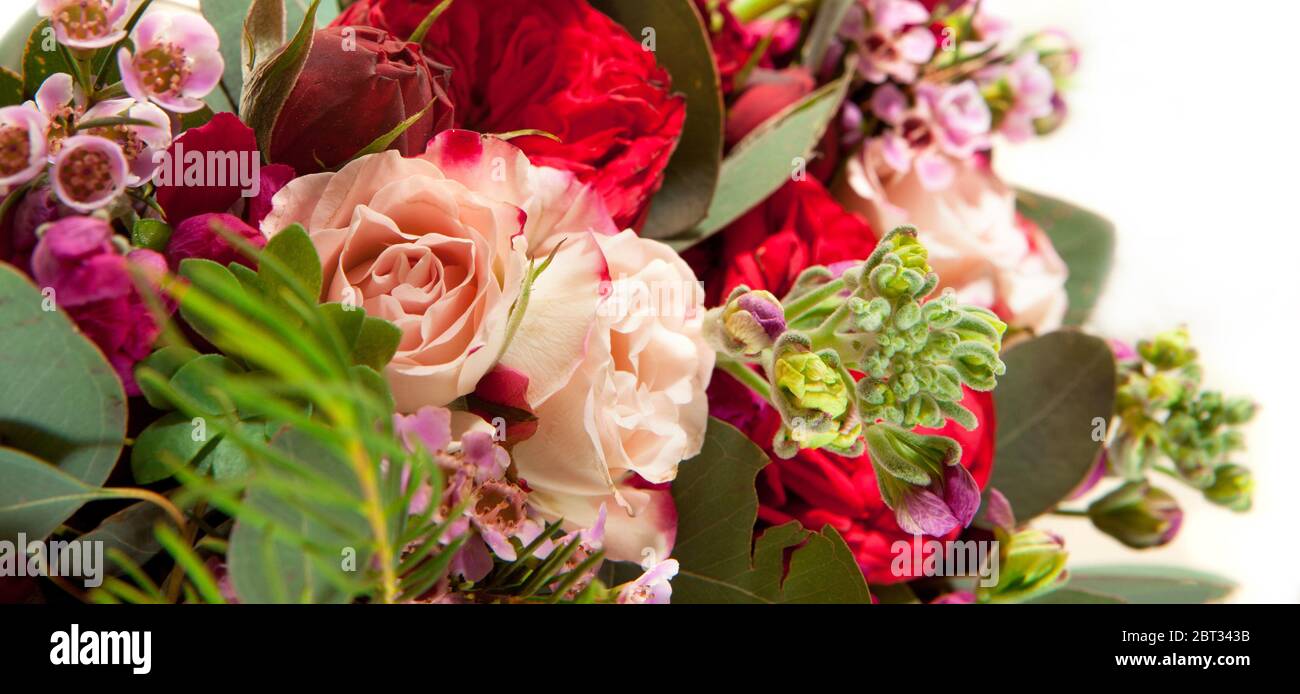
(31, 217), (171, 394)
(165, 213), (266, 270)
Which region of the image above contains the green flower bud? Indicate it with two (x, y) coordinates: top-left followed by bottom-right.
(1203, 464), (1252, 512)
(1087, 481), (1183, 549)
(1137, 327), (1197, 371)
(774, 351), (849, 419)
(976, 528), (1069, 604)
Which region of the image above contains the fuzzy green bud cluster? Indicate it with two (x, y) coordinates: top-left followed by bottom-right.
(1110, 328), (1256, 509)
(838, 229), (1006, 432)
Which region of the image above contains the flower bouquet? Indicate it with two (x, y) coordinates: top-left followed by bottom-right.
(0, 0), (1256, 606)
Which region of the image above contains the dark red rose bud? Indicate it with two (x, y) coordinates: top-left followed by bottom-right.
(269, 26), (451, 174)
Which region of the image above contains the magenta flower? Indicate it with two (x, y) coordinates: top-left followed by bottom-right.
(79, 98), (171, 186)
(37, 0), (128, 51)
(31, 216), (169, 394)
(51, 134), (128, 212)
(117, 12), (224, 113)
(33, 73), (85, 154)
(844, 0), (935, 84)
(0, 104), (49, 192)
(165, 213), (266, 271)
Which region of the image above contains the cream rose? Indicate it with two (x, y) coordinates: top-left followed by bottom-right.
(262, 130), (614, 411)
(498, 230), (715, 562)
(837, 141), (1068, 333)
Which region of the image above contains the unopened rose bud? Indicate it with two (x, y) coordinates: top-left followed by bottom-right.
(707, 287), (786, 357)
(1203, 464), (1252, 511)
(269, 26), (451, 174)
(976, 528), (1068, 604)
(1087, 481), (1183, 549)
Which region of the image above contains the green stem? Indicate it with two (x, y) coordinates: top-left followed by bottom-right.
(729, 0), (791, 22)
(718, 353), (771, 401)
(783, 277), (845, 323)
(1051, 508), (1089, 517)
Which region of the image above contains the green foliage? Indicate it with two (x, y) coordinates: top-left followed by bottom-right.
(987, 331), (1116, 520)
(238, 0), (322, 158)
(0, 264), (127, 542)
(1015, 190), (1115, 327)
(667, 418), (871, 603)
(591, 0), (724, 239)
(665, 64), (854, 250)
(1059, 565), (1236, 604)
(1110, 328), (1256, 496)
(0, 66), (22, 106)
(21, 20), (70, 98)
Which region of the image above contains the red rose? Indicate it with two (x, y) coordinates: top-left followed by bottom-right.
(269, 26), (451, 174)
(155, 112), (294, 228)
(710, 371), (997, 584)
(334, 0), (686, 229)
(685, 178), (878, 305)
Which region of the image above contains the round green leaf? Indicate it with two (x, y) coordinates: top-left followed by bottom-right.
(988, 331), (1116, 520)
(0, 264), (126, 533)
(1015, 190), (1116, 327)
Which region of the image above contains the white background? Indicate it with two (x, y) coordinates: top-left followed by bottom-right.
(3, 0), (1296, 602)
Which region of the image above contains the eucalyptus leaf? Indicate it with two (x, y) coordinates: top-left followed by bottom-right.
(78, 500), (172, 575)
(1026, 586), (1127, 604)
(227, 428), (370, 603)
(0, 447), (107, 543)
(136, 346), (201, 410)
(0, 263), (126, 541)
(1066, 565), (1236, 604)
(1016, 189), (1115, 327)
(988, 331), (1116, 520)
(590, 0), (724, 238)
(669, 418), (871, 604)
(666, 67), (853, 250)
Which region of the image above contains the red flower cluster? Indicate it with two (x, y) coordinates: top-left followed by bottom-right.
(334, 0), (686, 229)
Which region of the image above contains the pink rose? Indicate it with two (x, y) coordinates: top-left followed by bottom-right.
(262, 130), (614, 412)
(838, 144), (1068, 332)
(499, 230), (714, 561)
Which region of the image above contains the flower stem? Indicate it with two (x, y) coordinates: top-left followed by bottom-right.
(783, 277), (846, 323)
(729, 0), (788, 22)
(718, 353), (771, 401)
(1051, 508), (1089, 517)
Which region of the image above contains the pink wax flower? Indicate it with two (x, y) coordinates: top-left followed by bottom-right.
(37, 0), (128, 51)
(78, 98), (172, 186)
(981, 52), (1056, 142)
(870, 80), (991, 190)
(117, 12), (224, 113)
(843, 0), (936, 84)
(50, 134), (128, 212)
(0, 104), (49, 193)
(33, 73), (85, 155)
